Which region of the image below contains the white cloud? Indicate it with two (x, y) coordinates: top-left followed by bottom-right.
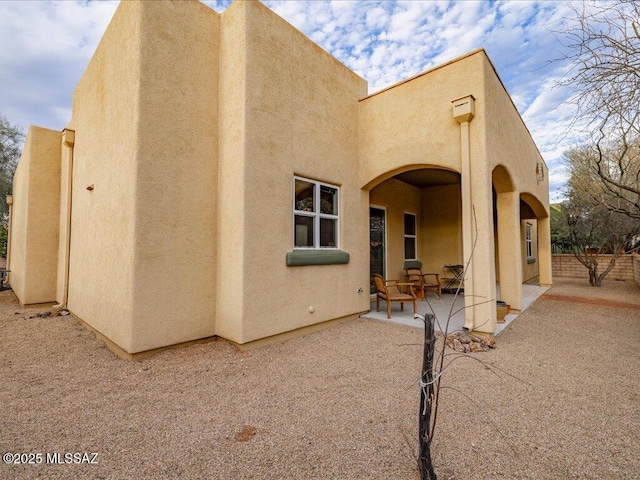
(0, 0), (118, 129)
(1, 0), (589, 197)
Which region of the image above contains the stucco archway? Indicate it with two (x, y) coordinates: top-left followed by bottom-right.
(367, 166), (462, 291)
(520, 192), (552, 286)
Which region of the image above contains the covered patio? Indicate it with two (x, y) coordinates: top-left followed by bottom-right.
(362, 282), (549, 336)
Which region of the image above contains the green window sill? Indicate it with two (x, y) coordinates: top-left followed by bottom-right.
(286, 249), (350, 266)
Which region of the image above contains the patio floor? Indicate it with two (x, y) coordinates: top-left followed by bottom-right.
(361, 283), (549, 336)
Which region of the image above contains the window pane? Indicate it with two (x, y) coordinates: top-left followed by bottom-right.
(404, 213), (416, 235)
(295, 179), (315, 212)
(320, 218), (337, 247)
(320, 185), (338, 215)
(404, 237), (416, 260)
(294, 215), (314, 247)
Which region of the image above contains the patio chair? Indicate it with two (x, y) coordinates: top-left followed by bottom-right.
(373, 273), (417, 319)
(403, 261), (441, 299)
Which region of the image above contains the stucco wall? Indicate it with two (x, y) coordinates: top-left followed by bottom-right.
(634, 254), (640, 286)
(482, 56), (548, 209)
(482, 54), (551, 290)
(216, 1), (369, 344)
(130, 1), (219, 353)
(421, 184), (463, 276)
(65, 2), (143, 352)
(358, 52), (487, 189)
(215, 0), (248, 342)
(359, 50), (550, 331)
(9, 126), (61, 304)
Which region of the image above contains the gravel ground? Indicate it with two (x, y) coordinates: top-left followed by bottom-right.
(1, 277), (639, 479)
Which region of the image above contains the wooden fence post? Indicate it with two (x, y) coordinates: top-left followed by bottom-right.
(419, 313), (437, 480)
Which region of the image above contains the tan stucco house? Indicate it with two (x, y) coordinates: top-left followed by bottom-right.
(7, 0), (551, 357)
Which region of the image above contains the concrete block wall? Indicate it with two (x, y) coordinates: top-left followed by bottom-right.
(552, 254), (635, 281)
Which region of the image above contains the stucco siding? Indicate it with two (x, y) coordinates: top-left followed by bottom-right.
(421, 184), (463, 276)
(358, 52), (486, 190)
(215, 0), (248, 342)
(130, 1), (219, 353)
(9, 126), (61, 304)
(233, 1), (369, 343)
(64, 1), (142, 352)
(482, 55), (548, 207)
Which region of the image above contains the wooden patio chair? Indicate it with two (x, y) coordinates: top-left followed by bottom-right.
(403, 261), (442, 299)
(373, 273), (417, 319)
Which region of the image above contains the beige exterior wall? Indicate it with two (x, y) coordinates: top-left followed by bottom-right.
(130, 1), (219, 352)
(634, 254), (640, 286)
(358, 54), (486, 190)
(64, 1), (142, 352)
(421, 184), (463, 276)
(9, 126), (61, 304)
(216, 1), (369, 344)
(55, 130), (73, 304)
(369, 180), (464, 288)
(64, 1), (219, 353)
(215, 0), (248, 342)
(482, 54), (551, 295)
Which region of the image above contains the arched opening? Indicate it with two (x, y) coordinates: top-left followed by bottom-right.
(367, 166), (462, 293)
(491, 164), (551, 313)
(520, 192), (549, 283)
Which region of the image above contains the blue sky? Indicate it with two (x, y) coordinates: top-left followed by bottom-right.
(0, 0), (593, 200)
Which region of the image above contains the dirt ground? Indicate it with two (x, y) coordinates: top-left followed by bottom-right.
(1, 277), (639, 479)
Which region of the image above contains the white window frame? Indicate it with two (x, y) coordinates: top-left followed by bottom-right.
(293, 176), (339, 250)
(525, 223), (533, 258)
(404, 212), (417, 260)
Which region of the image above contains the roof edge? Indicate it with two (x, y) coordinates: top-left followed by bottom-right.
(360, 47), (487, 101)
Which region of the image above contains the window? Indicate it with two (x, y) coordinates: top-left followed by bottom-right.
(294, 177), (338, 249)
(404, 212), (417, 260)
(525, 223), (534, 261)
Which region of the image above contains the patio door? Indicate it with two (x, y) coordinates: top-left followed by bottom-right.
(370, 206), (386, 293)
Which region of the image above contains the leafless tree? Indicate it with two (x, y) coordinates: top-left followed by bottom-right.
(556, 0), (640, 219)
(562, 145), (640, 286)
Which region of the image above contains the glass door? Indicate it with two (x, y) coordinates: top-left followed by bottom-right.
(369, 206), (386, 293)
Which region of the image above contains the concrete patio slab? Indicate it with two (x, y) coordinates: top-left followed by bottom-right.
(361, 283), (549, 336)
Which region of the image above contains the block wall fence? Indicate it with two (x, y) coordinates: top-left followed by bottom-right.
(552, 254), (640, 286)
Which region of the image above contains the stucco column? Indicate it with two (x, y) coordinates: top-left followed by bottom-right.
(453, 95), (496, 334)
(537, 216), (552, 286)
(496, 191), (523, 311)
(452, 96), (476, 331)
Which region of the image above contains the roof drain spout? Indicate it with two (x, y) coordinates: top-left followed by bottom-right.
(54, 129), (75, 311)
